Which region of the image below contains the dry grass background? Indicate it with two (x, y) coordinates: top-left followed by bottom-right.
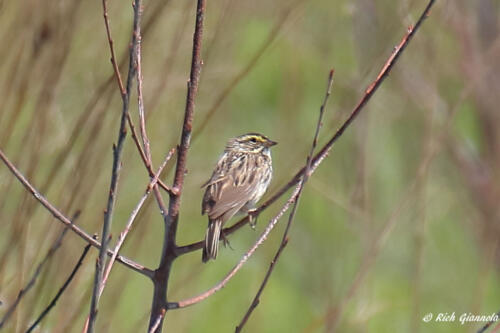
(0, 0), (499, 332)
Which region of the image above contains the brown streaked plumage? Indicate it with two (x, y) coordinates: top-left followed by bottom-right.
(201, 133), (277, 262)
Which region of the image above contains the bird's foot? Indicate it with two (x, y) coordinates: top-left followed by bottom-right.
(220, 231), (233, 250)
(247, 208), (259, 230)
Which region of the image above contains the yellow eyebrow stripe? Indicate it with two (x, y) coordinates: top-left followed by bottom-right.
(248, 135), (265, 142)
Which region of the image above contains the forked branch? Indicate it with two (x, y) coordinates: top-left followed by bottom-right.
(168, 182), (303, 309)
(171, 0), (437, 309)
(0, 149), (151, 277)
(97, 148), (175, 300)
(147, 0), (207, 331)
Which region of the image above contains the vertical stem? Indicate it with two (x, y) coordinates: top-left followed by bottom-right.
(87, 0), (143, 331)
(148, 0), (206, 331)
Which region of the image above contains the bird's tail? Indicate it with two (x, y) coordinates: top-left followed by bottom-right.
(202, 219), (222, 263)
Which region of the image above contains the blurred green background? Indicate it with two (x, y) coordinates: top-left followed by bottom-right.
(0, 0), (499, 332)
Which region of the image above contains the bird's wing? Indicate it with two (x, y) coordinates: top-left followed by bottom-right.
(206, 177), (259, 221)
(200, 152), (230, 189)
(201, 154), (229, 215)
(202, 155), (259, 221)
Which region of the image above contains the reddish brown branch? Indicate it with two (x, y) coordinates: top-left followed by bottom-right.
(176, 0), (437, 256)
(0, 149), (151, 277)
(168, 183), (303, 309)
(104, 0), (174, 195)
(102, 0), (125, 97)
(134, 14), (173, 226)
(147, 0), (207, 331)
(235, 70), (335, 332)
(170, 0), (205, 202)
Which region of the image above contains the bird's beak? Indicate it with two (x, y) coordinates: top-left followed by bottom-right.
(266, 139), (277, 147)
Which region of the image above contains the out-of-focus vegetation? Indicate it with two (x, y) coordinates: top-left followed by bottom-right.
(0, 0), (499, 332)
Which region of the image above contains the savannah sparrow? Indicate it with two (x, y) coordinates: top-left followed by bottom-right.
(201, 133), (277, 262)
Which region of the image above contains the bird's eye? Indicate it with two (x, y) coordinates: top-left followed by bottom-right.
(250, 138), (257, 143)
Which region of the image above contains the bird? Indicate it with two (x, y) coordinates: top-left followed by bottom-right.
(201, 133), (277, 262)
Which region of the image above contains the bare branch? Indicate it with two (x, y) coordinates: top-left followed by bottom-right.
(89, 0), (147, 328)
(148, 0), (207, 330)
(99, 148), (175, 298)
(134, 12), (173, 228)
(102, 0), (125, 97)
(168, 183), (303, 309)
(0, 149), (152, 276)
(26, 239), (93, 333)
(235, 239), (288, 332)
(136, 35), (150, 163)
(235, 69), (335, 332)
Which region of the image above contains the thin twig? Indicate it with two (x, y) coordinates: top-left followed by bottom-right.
(98, 148), (175, 298)
(0, 212), (79, 329)
(176, 0), (437, 256)
(104, 0), (174, 195)
(235, 69), (334, 332)
(126, 114), (175, 195)
(102, 0), (125, 97)
(0, 149), (152, 277)
(26, 239), (94, 333)
(89, 0), (145, 329)
(136, 33), (150, 163)
(168, 183), (303, 309)
(235, 239), (288, 331)
(134, 7), (173, 231)
(148, 0), (207, 330)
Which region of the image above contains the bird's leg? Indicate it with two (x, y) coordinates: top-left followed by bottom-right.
(220, 231), (233, 250)
(247, 208), (259, 230)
